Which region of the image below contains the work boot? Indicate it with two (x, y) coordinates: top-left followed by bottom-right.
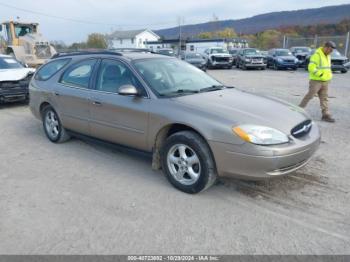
(322, 114), (335, 123)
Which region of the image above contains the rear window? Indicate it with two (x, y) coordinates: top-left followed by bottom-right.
(35, 58), (71, 81)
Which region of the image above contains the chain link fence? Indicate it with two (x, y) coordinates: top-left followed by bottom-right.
(284, 33), (350, 58)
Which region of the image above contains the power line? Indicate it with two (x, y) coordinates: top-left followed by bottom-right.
(0, 2), (177, 28)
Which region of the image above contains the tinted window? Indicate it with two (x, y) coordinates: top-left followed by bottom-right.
(60, 59), (97, 88)
(97, 59), (145, 95)
(35, 58), (70, 81)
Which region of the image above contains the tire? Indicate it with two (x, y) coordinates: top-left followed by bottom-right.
(236, 61), (239, 68)
(42, 105), (70, 143)
(273, 62), (279, 70)
(341, 69), (347, 74)
(161, 131), (217, 194)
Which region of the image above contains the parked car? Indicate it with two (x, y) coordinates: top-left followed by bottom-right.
(156, 48), (176, 57)
(290, 46), (312, 67)
(0, 54), (35, 104)
(182, 52), (207, 71)
(203, 47), (233, 69)
(330, 49), (349, 73)
(30, 51), (320, 194)
(267, 49), (299, 70)
(236, 48), (267, 70)
(305, 49), (349, 73)
(228, 48), (240, 65)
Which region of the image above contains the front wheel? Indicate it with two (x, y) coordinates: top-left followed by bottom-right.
(42, 105), (71, 143)
(341, 69), (347, 74)
(161, 131), (217, 194)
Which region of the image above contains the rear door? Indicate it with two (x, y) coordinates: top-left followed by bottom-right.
(89, 58), (150, 151)
(54, 58), (98, 135)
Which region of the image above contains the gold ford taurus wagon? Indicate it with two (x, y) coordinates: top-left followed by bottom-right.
(29, 50), (321, 193)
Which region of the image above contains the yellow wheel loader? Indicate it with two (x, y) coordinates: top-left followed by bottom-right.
(0, 21), (56, 67)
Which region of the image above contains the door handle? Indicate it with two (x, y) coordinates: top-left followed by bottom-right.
(92, 101), (102, 106)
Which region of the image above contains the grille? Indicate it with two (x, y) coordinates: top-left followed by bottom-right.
(332, 60), (344, 66)
(291, 120), (312, 138)
(35, 45), (52, 59)
(213, 56), (229, 62)
(296, 55), (306, 61)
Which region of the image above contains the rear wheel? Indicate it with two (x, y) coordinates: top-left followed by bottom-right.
(42, 105), (70, 143)
(341, 69), (347, 74)
(161, 131), (217, 194)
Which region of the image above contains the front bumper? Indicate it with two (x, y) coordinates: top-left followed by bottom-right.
(0, 88), (29, 103)
(244, 62), (266, 68)
(208, 124), (321, 180)
(276, 61), (298, 69)
(331, 64), (347, 72)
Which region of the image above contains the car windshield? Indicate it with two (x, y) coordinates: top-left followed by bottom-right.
(185, 53), (203, 59)
(211, 48), (228, 54)
(229, 50), (238, 54)
(276, 50), (292, 56)
(134, 58), (223, 97)
(294, 47), (311, 53)
(14, 24), (34, 37)
(0, 57), (24, 69)
(331, 50), (342, 57)
(244, 49), (259, 55)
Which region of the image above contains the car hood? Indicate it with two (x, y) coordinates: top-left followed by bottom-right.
(210, 53), (231, 57)
(186, 58), (205, 63)
(331, 56), (348, 61)
(294, 52), (309, 56)
(277, 56), (296, 60)
(0, 68), (36, 82)
(172, 89), (309, 134)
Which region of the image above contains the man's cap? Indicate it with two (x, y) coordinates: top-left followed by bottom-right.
(324, 41), (336, 49)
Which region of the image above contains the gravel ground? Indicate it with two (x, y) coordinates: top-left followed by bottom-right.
(0, 68), (349, 255)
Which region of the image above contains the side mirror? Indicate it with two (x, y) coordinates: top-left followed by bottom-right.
(118, 85), (139, 96)
(0, 25), (2, 32)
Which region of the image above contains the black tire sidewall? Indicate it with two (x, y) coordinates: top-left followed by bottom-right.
(161, 132), (214, 194)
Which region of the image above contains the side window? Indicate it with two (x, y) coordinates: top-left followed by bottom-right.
(96, 59), (145, 96)
(35, 58), (71, 81)
(60, 59), (97, 88)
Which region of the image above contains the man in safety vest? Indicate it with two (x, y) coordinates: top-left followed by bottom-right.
(299, 41), (336, 123)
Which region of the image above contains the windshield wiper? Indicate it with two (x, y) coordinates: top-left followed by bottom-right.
(199, 85), (225, 93)
(160, 89), (200, 97)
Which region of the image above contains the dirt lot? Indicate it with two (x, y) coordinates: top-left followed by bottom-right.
(0, 68), (349, 254)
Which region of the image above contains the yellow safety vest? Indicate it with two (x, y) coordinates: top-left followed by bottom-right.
(308, 47), (332, 82)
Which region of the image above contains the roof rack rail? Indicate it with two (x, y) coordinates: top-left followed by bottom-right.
(51, 50), (123, 59)
(109, 48), (157, 54)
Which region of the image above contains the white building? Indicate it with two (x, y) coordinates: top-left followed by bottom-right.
(186, 39), (249, 54)
(107, 29), (160, 49)
(145, 38), (249, 55)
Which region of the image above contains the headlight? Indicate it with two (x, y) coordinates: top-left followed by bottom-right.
(245, 58), (251, 62)
(294, 58), (299, 63)
(277, 58), (283, 63)
(232, 125), (289, 145)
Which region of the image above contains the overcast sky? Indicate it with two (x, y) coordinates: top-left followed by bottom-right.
(1, 0), (350, 44)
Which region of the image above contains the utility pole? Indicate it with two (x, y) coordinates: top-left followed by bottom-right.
(178, 16), (184, 56)
(345, 31), (350, 58)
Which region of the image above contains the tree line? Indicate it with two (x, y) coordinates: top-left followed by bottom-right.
(196, 19), (350, 50)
